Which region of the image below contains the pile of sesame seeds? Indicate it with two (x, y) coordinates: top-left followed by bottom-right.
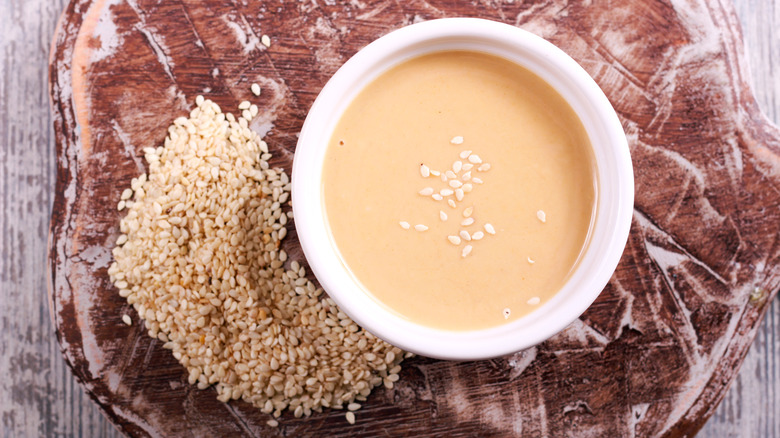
(108, 88), (405, 426)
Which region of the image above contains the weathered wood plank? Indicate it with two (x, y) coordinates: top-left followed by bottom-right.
(0, 0), (121, 437)
(701, 0), (780, 436)
(704, 300), (780, 437)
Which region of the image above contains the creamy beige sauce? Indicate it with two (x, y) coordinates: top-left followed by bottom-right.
(322, 51), (596, 331)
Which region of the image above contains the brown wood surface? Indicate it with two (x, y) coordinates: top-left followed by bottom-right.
(47, 0), (780, 436)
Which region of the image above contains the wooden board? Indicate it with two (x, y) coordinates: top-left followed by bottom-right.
(48, 0), (780, 436)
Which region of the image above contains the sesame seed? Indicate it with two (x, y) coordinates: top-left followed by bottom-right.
(462, 183), (473, 193)
(537, 210), (546, 223)
(472, 177), (483, 184)
(459, 230), (471, 241)
(468, 154), (482, 164)
(432, 194), (443, 201)
(399, 221), (410, 229)
(440, 188), (454, 197)
(251, 83), (261, 96)
(449, 180), (462, 188)
(471, 231), (484, 240)
(462, 163), (474, 171)
(414, 224), (428, 232)
(445, 170), (457, 179)
(459, 150), (472, 159)
(461, 218), (474, 226)
(503, 308), (511, 319)
(121, 188), (133, 200)
(195, 95), (205, 106)
(463, 207), (473, 217)
(484, 223), (496, 234)
(109, 97), (406, 424)
(452, 161), (463, 173)
(448, 199), (457, 208)
(420, 164), (431, 177)
(461, 245), (473, 257)
(346, 411), (356, 424)
(450, 136), (464, 145)
(261, 34), (271, 47)
(348, 403), (361, 411)
(419, 187), (434, 196)
(455, 189), (464, 201)
(239, 100), (251, 110)
(477, 163), (491, 172)
(440, 211), (448, 221)
(447, 235), (461, 245)
(462, 171), (471, 181)
(430, 169), (441, 176)
(527, 257), (535, 263)
(527, 297), (541, 305)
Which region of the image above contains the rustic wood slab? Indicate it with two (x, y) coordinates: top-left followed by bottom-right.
(48, 0), (780, 436)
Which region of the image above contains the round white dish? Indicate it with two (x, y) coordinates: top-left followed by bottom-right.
(292, 17), (633, 360)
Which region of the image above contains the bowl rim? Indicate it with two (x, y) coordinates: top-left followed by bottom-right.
(292, 17), (634, 360)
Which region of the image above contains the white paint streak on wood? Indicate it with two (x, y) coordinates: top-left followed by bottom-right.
(355, 0), (390, 21)
(247, 76), (288, 139)
(629, 403), (650, 438)
(110, 118), (145, 172)
(71, 0), (108, 155)
(701, 0), (780, 436)
(0, 0), (122, 435)
(636, 207), (730, 287)
(444, 368), (527, 432)
(126, 0), (176, 83)
(223, 11), (263, 53)
(306, 16), (345, 74)
(505, 347), (537, 381)
(550, 318), (610, 353)
(90, 0), (123, 63)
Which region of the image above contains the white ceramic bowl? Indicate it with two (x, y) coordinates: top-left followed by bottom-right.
(292, 18), (633, 360)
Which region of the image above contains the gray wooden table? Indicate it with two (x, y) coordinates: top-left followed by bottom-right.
(0, 0), (777, 436)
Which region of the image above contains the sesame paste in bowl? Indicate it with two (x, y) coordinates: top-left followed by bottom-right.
(322, 51), (596, 331)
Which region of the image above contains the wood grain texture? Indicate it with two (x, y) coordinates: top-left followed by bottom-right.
(701, 0), (780, 436)
(0, 0), (121, 436)
(47, 0), (780, 436)
(0, 0), (774, 436)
